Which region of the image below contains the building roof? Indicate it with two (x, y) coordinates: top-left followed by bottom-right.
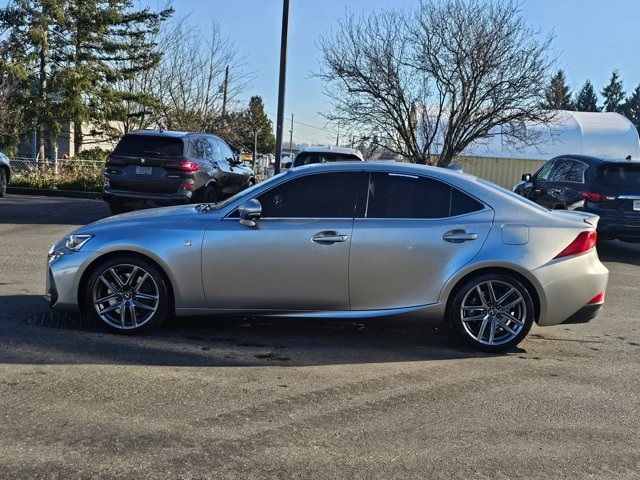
(463, 111), (640, 161)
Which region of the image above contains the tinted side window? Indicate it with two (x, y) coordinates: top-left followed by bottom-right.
(567, 161), (588, 183)
(366, 173), (483, 219)
(257, 172), (360, 218)
(205, 137), (224, 162)
(216, 138), (235, 162)
(535, 161), (556, 181)
(189, 137), (210, 159)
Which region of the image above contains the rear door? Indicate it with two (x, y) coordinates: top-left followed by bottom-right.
(349, 172), (494, 310)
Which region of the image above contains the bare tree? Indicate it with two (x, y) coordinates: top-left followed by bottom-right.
(317, 0), (555, 166)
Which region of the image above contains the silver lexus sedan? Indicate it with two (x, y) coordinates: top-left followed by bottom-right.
(46, 163), (609, 352)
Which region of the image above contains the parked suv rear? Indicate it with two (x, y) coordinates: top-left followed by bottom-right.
(104, 130), (254, 215)
(514, 155), (640, 242)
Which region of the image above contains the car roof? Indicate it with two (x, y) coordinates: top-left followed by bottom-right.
(551, 154), (640, 165)
(127, 129), (219, 139)
(297, 145), (363, 158)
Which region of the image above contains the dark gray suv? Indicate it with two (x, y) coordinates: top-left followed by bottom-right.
(0, 152), (10, 197)
(104, 130), (255, 215)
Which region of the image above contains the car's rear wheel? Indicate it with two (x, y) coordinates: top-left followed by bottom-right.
(447, 273), (535, 352)
(85, 256), (169, 334)
(201, 184), (219, 203)
(0, 168), (7, 197)
(107, 200), (132, 216)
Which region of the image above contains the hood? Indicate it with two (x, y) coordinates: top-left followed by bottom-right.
(72, 204), (201, 235)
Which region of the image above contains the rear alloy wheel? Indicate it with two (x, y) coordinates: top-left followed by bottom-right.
(86, 257), (169, 333)
(202, 184), (219, 203)
(0, 168), (7, 197)
(448, 273), (534, 352)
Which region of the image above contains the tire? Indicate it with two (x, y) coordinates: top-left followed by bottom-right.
(0, 168), (7, 198)
(200, 183), (219, 203)
(447, 273), (535, 352)
(85, 256), (170, 334)
(107, 201), (132, 216)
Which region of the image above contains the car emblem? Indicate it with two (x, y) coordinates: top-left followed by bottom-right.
(140, 158), (146, 164)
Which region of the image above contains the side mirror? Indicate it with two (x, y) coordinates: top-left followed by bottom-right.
(238, 199), (262, 227)
(521, 173), (532, 182)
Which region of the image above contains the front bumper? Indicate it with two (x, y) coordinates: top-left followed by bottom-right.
(532, 249), (608, 326)
(46, 250), (99, 311)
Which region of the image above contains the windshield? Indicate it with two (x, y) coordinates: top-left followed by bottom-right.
(477, 178), (549, 212)
(212, 171), (289, 210)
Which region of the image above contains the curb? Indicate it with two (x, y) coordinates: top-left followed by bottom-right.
(7, 187), (102, 200)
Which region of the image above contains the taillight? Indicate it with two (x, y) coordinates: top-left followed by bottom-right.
(554, 231), (597, 259)
(588, 291), (606, 305)
(580, 191), (617, 202)
(163, 160), (199, 172)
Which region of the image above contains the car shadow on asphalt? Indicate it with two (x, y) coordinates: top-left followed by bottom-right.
(597, 240), (640, 266)
(0, 195), (109, 226)
(0, 295), (513, 367)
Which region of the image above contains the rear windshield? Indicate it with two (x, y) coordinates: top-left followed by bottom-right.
(113, 135), (184, 157)
(598, 164), (640, 187)
(295, 152), (361, 166)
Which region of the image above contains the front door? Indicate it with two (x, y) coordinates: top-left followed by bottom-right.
(201, 171), (362, 310)
(349, 172), (494, 310)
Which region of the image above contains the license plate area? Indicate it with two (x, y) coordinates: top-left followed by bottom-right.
(634, 200), (640, 211)
(135, 166), (153, 175)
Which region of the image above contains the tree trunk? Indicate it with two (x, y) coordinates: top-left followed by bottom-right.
(74, 119), (83, 155)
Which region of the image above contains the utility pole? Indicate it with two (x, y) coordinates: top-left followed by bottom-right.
(336, 125), (340, 147)
(221, 65), (229, 117)
(289, 113), (294, 155)
(253, 130), (258, 171)
(274, 0), (290, 174)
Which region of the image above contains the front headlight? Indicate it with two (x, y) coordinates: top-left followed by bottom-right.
(65, 234), (93, 252)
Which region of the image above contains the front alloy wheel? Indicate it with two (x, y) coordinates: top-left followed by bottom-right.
(86, 257), (169, 333)
(448, 274), (534, 352)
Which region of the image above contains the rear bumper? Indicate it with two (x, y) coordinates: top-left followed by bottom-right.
(104, 189), (193, 205)
(532, 250), (608, 326)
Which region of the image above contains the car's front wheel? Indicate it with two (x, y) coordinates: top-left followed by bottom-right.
(85, 256), (169, 334)
(0, 168), (7, 197)
(447, 273), (535, 352)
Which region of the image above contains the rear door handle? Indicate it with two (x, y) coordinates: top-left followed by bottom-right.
(312, 231), (349, 245)
(442, 230), (478, 243)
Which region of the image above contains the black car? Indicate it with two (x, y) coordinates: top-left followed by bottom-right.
(0, 152), (10, 198)
(514, 155), (640, 242)
(104, 130), (255, 215)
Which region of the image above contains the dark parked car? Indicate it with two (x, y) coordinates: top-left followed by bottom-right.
(0, 152), (10, 197)
(514, 155), (640, 242)
(104, 130), (255, 215)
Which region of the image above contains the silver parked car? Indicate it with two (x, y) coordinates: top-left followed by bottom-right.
(46, 163), (608, 352)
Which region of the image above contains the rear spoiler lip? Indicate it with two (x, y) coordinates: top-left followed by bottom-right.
(548, 209), (600, 228)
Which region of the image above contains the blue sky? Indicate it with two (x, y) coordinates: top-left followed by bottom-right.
(157, 0), (640, 143)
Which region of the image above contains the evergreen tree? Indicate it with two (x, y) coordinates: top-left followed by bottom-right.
(620, 85), (640, 131)
(574, 80), (599, 112)
(601, 70), (625, 112)
(56, 0), (173, 150)
(541, 70), (573, 110)
(244, 96), (275, 154)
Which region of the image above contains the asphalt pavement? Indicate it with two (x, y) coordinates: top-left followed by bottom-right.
(0, 194), (639, 479)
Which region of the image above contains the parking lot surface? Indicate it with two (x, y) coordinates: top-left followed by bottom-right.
(0, 194), (639, 479)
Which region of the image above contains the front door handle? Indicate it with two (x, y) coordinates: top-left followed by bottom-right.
(442, 230), (478, 243)
(312, 231), (349, 245)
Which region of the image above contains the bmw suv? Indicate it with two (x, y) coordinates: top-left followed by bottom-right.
(104, 130), (255, 215)
(515, 154), (640, 242)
